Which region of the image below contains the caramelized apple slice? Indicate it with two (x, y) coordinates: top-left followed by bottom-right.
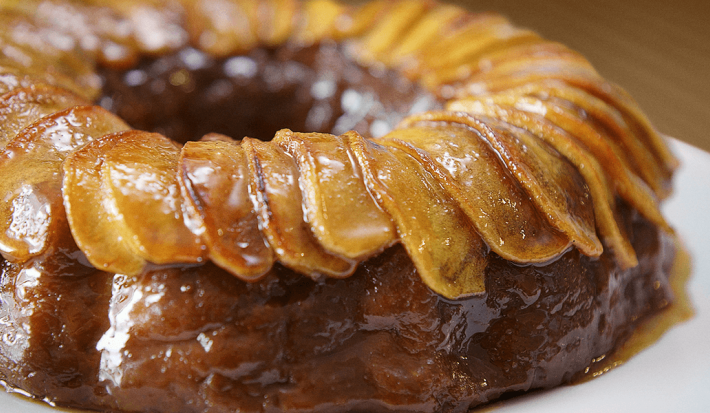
(380, 124), (580, 263)
(425, 33), (543, 87)
(0, 105), (128, 262)
(0, 14), (100, 98)
(385, 3), (462, 67)
(517, 81), (668, 190)
(179, 139), (274, 280)
(275, 130), (396, 259)
(182, 0), (258, 56)
(0, 60), (89, 98)
(0, 83), (88, 149)
(355, 0), (430, 65)
(442, 104), (642, 268)
(463, 42), (589, 79)
(490, 84), (669, 197)
(257, 0), (298, 47)
(459, 58), (601, 98)
(98, 0), (186, 55)
(0, 65), (42, 95)
(401, 111), (607, 260)
(333, 0), (390, 39)
(409, 14), (541, 83)
(348, 134), (487, 299)
(449, 95), (670, 234)
(469, 70), (679, 179)
(63, 134), (147, 275)
(100, 131), (205, 264)
(293, 0), (346, 44)
(242, 137), (355, 278)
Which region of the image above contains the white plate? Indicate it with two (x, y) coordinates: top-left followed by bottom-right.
(3, 139), (710, 413)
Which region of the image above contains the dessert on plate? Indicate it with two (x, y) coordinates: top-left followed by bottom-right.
(0, 0), (689, 412)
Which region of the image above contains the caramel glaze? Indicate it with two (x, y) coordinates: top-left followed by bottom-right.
(97, 43), (441, 143)
(0, 204), (674, 413)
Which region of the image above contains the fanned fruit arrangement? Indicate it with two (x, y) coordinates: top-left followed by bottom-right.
(0, 0), (686, 413)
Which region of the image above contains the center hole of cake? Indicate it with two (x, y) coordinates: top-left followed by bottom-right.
(97, 43), (441, 144)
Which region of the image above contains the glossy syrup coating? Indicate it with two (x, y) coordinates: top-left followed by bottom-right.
(0, 0), (682, 412)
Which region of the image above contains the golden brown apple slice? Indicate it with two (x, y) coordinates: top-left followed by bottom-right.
(100, 130), (206, 264)
(94, 0), (186, 55)
(458, 58), (601, 97)
(348, 134), (488, 299)
(463, 42), (589, 79)
(488, 82), (670, 198)
(355, 0), (430, 65)
(0, 83), (88, 149)
(242, 137), (355, 278)
(181, 0), (258, 56)
(442, 104), (644, 268)
(462, 60), (679, 180)
(412, 15), (542, 80)
(63, 134), (147, 275)
(384, 3), (463, 68)
(0, 60), (89, 98)
(274, 129), (396, 259)
(449, 95), (670, 234)
(256, 0), (298, 47)
(400, 111), (610, 262)
(0, 14), (100, 98)
(293, 0), (346, 44)
(516, 81), (668, 192)
(333, 0), (390, 39)
(0, 105), (129, 262)
(380, 123), (581, 263)
(178, 139), (274, 281)
(426, 34), (543, 87)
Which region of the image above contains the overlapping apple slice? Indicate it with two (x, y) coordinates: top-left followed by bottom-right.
(481, 83), (670, 198)
(383, 3), (462, 68)
(0, 13), (100, 99)
(0, 60), (88, 98)
(379, 123), (582, 264)
(448, 95), (670, 234)
(442, 105), (646, 268)
(458, 57), (601, 98)
(398, 111), (603, 260)
(255, 0), (298, 46)
(412, 16), (542, 87)
(333, 0), (390, 40)
(63, 133), (147, 275)
(0, 105), (128, 262)
(348, 133), (487, 299)
(519, 81), (669, 193)
(64, 130), (206, 275)
(178, 138), (274, 281)
(0, 83), (88, 149)
(274, 129), (396, 260)
(459, 59), (678, 180)
(242, 137), (355, 278)
(100, 131), (206, 264)
(293, 0), (346, 44)
(181, 0), (258, 56)
(354, 0), (430, 65)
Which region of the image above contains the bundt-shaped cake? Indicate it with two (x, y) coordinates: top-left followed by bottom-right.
(0, 0), (688, 412)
